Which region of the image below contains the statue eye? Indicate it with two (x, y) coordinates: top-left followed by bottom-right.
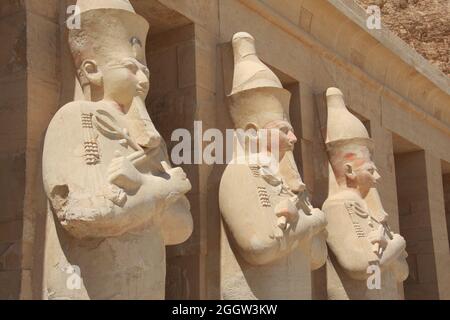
(130, 37), (142, 48)
(124, 61), (138, 74)
(279, 126), (289, 134)
(143, 67), (150, 78)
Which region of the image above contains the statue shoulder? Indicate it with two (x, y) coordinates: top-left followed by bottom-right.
(219, 162), (282, 265)
(220, 162), (254, 187)
(219, 162), (272, 199)
(324, 190), (363, 206)
(43, 101), (100, 175)
(219, 163), (259, 207)
(323, 191), (368, 216)
(48, 101), (98, 129)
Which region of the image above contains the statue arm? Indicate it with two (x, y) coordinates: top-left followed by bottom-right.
(378, 233), (407, 268)
(154, 164), (193, 245)
(43, 105), (127, 238)
(323, 201), (374, 280)
(43, 104), (163, 238)
(324, 200), (409, 280)
(233, 209), (326, 266)
(220, 164), (326, 265)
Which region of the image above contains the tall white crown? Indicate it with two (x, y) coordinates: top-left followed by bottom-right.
(75, 0), (135, 13)
(325, 87), (372, 150)
(69, 0), (149, 68)
(228, 32), (291, 128)
(230, 32), (283, 95)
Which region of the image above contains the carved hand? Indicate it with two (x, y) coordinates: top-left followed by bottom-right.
(108, 151), (143, 192)
(161, 161), (192, 196)
(368, 224), (388, 256)
(274, 199), (298, 238)
(275, 198), (298, 232)
(377, 233), (407, 270)
(308, 208), (327, 230)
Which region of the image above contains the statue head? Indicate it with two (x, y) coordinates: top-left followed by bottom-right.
(68, 0), (150, 108)
(328, 143), (380, 197)
(325, 87), (380, 197)
(228, 32), (297, 161)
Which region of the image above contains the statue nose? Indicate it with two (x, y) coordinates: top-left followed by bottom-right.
(139, 79), (149, 89)
(287, 131), (297, 144)
(138, 81), (149, 93)
(137, 70), (149, 88)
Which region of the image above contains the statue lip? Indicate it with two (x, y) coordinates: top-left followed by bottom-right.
(286, 144), (295, 151)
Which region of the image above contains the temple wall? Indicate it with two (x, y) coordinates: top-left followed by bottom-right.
(0, 0), (448, 299)
(0, 2), (27, 299)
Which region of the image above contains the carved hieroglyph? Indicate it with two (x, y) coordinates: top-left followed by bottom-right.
(42, 0), (192, 299)
(219, 32), (328, 299)
(323, 88), (409, 300)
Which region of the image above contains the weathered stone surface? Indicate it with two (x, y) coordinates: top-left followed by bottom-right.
(219, 32), (327, 299)
(0, 0), (448, 301)
(41, 0), (193, 300)
(323, 87), (408, 299)
(0, 11), (26, 77)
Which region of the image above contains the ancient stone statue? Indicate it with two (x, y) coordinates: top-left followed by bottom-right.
(323, 87), (409, 299)
(42, 0), (193, 299)
(219, 32), (328, 299)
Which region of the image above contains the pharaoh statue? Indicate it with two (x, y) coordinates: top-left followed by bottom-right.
(322, 88), (409, 299)
(219, 32), (328, 299)
(42, 0), (193, 299)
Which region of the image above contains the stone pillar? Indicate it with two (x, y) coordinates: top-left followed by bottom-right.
(0, 0), (60, 300)
(297, 83), (329, 300)
(424, 152), (450, 299)
(146, 24), (200, 300)
(0, 3), (27, 299)
(147, 2), (221, 299)
(443, 172), (450, 253)
(395, 150), (450, 299)
(193, 21), (222, 300)
(371, 121), (404, 299)
(371, 122), (400, 233)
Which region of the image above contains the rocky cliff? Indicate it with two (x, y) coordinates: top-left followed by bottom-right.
(355, 0), (449, 76)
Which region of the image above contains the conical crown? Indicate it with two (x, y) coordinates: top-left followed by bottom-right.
(76, 0), (135, 12)
(228, 32), (291, 129)
(68, 0), (149, 69)
(325, 87), (373, 150)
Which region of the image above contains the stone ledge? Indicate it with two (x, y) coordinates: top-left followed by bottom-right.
(328, 0), (450, 95)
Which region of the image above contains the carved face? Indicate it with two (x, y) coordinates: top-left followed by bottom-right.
(264, 119), (297, 159)
(101, 57), (150, 108)
(331, 145), (380, 196)
(341, 155), (380, 197)
(355, 161), (380, 188)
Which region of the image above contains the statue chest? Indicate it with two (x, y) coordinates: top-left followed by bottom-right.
(76, 107), (163, 175)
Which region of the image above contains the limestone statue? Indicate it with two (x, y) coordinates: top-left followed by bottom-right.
(323, 87), (409, 299)
(219, 32), (328, 299)
(41, 0), (193, 299)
